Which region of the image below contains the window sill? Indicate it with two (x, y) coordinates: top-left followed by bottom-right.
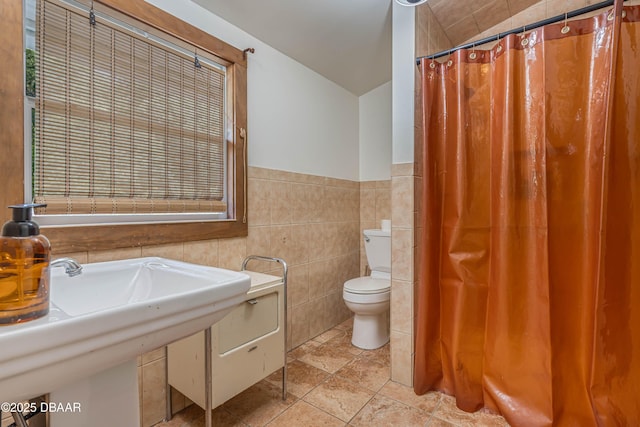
(43, 219), (247, 253)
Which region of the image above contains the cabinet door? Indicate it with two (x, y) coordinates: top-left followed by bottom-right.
(217, 292), (278, 353)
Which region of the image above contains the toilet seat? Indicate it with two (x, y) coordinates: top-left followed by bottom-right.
(344, 277), (390, 294)
(343, 277), (390, 304)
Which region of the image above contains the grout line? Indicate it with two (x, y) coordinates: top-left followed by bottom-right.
(345, 391), (378, 426)
(296, 399), (348, 426)
(301, 347), (391, 424)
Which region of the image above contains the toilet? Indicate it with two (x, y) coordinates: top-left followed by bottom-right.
(343, 228), (391, 350)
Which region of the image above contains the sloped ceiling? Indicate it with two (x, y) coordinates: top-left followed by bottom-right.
(193, 0), (392, 96)
(192, 0), (541, 96)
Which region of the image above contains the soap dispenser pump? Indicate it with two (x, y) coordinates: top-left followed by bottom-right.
(0, 203), (51, 324)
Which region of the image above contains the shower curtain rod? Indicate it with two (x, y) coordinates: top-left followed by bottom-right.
(416, 0), (625, 64)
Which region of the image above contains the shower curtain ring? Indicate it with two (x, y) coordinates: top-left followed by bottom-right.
(521, 24), (529, 46)
(561, 13), (570, 34)
(608, 7), (627, 20)
(469, 42), (477, 60)
(496, 33), (503, 53)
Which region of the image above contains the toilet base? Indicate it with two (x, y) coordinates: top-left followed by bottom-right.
(351, 312), (389, 350)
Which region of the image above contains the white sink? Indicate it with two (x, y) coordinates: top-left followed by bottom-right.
(0, 257), (251, 403)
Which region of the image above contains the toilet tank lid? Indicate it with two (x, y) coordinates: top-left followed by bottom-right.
(363, 229), (390, 237)
(344, 277), (390, 294)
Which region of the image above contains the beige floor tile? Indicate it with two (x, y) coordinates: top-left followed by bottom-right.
(266, 401), (345, 427)
(466, 412), (510, 427)
(350, 394), (431, 427)
(222, 380), (296, 426)
(313, 327), (345, 343)
(298, 343), (356, 374)
(425, 416), (459, 426)
(265, 360), (331, 399)
(434, 395), (510, 427)
(358, 343), (391, 366)
(334, 316), (354, 331)
(334, 356), (390, 392)
(204, 407), (249, 427)
(303, 376), (374, 423)
(472, 410), (511, 427)
(288, 340), (322, 360)
(153, 404), (247, 427)
(322, 332), (363, 357)
(378, 381), (442, 413)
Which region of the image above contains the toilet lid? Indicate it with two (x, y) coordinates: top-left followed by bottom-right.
(344, 277), (390, 294)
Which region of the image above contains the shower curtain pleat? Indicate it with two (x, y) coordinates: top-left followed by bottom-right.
(415, 2), (640, 425)
(592, 3), (640, 423)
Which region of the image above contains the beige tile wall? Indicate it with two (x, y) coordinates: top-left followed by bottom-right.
(51, 166), (360, 427)
(416, 5), (453, 58)
(250, 168), (361, 348)
(390, 163), (416, 387)
(359, 180), (391, 275)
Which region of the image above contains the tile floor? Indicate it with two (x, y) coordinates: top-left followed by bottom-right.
(155, 318), (510, 427)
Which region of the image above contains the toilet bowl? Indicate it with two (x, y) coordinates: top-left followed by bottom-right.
(343, 228), (391, 350)
(343, 275), (390, 349)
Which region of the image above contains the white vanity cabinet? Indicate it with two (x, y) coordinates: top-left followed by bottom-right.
(167, 271), (285, 410)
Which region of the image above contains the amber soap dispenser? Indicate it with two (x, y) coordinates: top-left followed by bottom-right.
(0, 204), (51, 324)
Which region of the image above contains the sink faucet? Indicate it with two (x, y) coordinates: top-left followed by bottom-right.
(50, 257), (83, 277)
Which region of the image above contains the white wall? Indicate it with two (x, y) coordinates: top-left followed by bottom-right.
(359, 81), (392, 181)
(392, 3), (415, 164)
(147, 0), (360, 181)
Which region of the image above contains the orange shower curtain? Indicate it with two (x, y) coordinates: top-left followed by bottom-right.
(415, 3), (640, 426)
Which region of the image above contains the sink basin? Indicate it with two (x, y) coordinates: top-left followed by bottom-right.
(52, 259), (242, 316)
(0, 257), (251, 403)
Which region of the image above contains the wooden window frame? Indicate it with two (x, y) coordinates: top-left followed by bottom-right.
(0, 0), (247, 253)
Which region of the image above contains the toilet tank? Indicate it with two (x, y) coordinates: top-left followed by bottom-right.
(363, 229), (391, 274)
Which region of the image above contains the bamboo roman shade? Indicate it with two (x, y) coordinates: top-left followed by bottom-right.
(34, 0), (227, 215)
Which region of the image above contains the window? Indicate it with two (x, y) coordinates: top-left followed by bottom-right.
(4, 0), (248, 252)
(33, 0), (229, 221)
